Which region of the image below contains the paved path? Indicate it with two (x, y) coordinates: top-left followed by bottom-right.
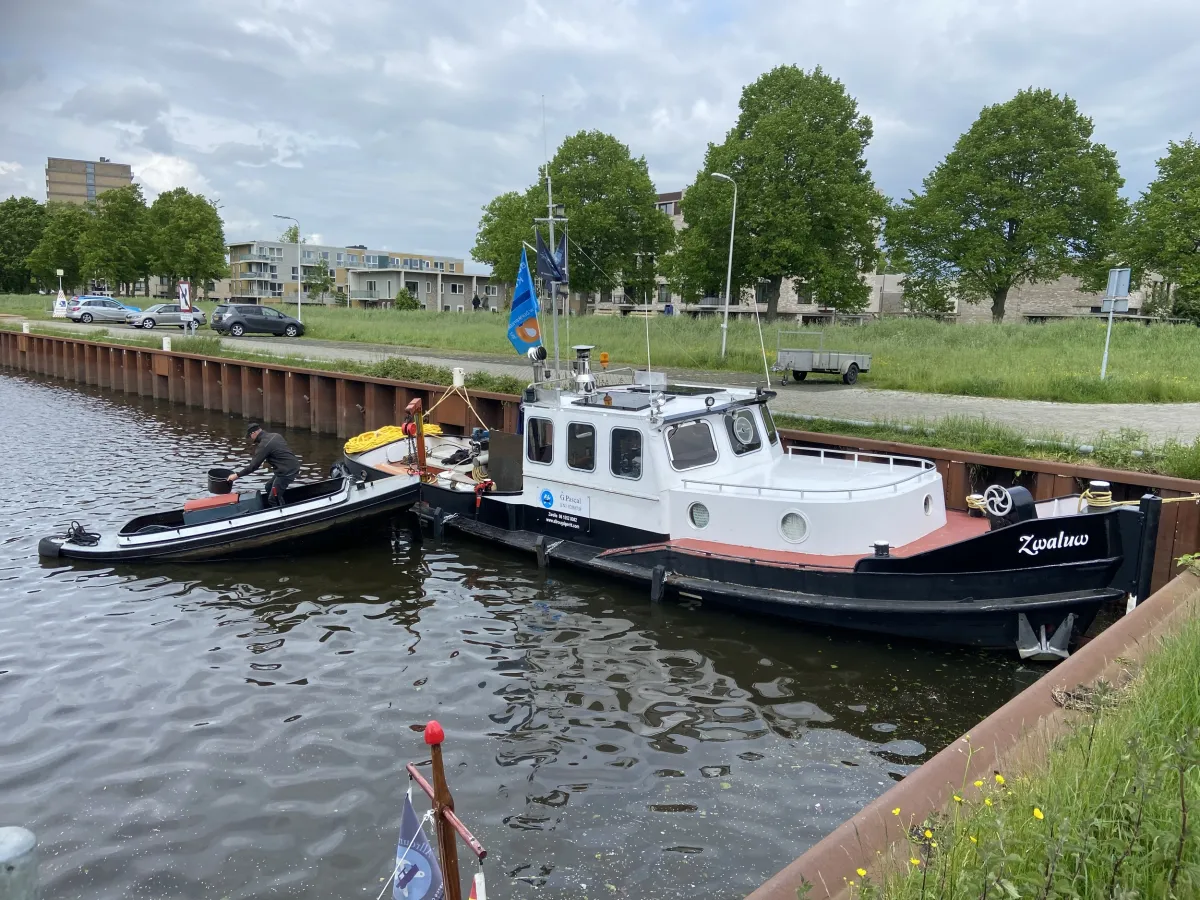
(25, 320), (1200, 443)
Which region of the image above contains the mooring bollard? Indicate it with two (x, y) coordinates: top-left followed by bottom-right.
(0, 826), (39, 900)
(162, 336), (172, 352)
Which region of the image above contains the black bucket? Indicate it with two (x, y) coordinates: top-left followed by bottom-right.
(208, 467), (234, 494)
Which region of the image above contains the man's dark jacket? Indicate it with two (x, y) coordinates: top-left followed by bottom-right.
(237, 432), (301, 478)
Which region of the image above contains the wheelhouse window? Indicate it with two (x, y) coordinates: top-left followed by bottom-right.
(526, 417), (554, 465)
(666, 420), (718, 470)
(761, 404), (779, 445)
(724, 408), (762, 455)
(610, 428), (642, 480)
(567, 423), (595, 471)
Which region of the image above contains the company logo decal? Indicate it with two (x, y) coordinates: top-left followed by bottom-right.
(540, 489), (554, 508)
(1017, 531), (1089, 557)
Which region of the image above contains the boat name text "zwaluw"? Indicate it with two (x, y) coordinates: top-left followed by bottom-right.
(1017, 531), (1090, 556)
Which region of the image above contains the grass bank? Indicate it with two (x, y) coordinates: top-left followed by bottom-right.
(776, 415), (1200, 481)
(846, 603), (1200, 899)
(5, 294), (1200, 403)
(6, 319), (1200, 478)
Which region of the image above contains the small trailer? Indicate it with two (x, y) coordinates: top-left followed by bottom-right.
(772, 330), (871, 385)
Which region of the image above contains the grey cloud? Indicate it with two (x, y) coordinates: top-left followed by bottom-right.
(2, 0), (1198, 257)
(58, 79), (170, 126)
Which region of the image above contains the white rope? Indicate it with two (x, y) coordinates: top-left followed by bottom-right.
(375, 809), (436, 900)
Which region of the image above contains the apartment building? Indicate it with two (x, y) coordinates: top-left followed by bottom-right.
(46, 157), (132, 204)
(345, 266), (505, 312)
(226, 239), (466, 304)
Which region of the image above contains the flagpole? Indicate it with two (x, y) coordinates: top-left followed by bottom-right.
(425, 721), (462, 900)
(546, 171), (560, 378)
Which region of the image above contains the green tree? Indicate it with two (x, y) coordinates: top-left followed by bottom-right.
(471, 191), (536, 286)
(79, 184), (150, 295)
(280, 223), (304, 244)
(670, 66), (885, 318)
(304, 258), (334, 302)
(1122, 137), (1200, 322)
(27, 201), (90, 291)
(0, 196), (47, 292)
(886, 88), (1125, 322)
(394, 287), (421, 310)
(472, 131), (674, 296)
(148, 188), (228, 296)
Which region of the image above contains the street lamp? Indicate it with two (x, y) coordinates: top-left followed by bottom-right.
(273, 213), (303, 323)
(711, 172), (737, 357)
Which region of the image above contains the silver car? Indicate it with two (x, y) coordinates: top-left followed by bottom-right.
(67, 297), (132, 324)
(127, 303), (208, 329)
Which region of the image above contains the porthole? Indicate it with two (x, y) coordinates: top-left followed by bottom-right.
(688, 502), (710, 529)
(779, 511), (809, 544)
(923, 494), (933, 516)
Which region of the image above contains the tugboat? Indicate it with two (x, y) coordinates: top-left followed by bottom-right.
(346, 346), (1162, 659)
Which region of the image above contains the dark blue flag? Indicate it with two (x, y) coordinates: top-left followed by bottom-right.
(393, 792), (444, 900)
(535, 230), (567, 283)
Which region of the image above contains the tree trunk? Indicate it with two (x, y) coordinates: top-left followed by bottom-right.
(764, 275), (782, 322)
(991, 285), (1009, 323)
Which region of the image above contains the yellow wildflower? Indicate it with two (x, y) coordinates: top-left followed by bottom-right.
(969, 835), (978, 844)
(910, 857), (921, 867)
(892, 807), (900, 816)
(1033, 807), (1044, 820)
(973, 780), (984, 788)
(931, 841), (938, 848)
(994, 774), (1006, 786)
(984, 798), (993, 807)
(857, 868), (867, 878)
(924, 829), (933, 839)
(953, 795), (963, 803)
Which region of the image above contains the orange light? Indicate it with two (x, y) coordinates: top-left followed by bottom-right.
(603, 393), (613, 407)
(599, 351), (610, 369)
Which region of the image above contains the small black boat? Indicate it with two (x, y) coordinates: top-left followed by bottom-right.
(39, 470), (420, 563)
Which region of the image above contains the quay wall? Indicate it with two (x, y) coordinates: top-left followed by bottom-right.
(749, 570), (1200, 900)
(2, 329), (1198, 593)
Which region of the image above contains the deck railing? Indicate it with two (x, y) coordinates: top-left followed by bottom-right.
(681, 449), (937, 500)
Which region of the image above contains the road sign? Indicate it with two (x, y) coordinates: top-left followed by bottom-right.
(1105, 267), (1131, 298)
(1100, 267), (1132, 379)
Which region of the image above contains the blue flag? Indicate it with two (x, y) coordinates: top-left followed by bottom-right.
(393, 793), (444, 900)
(507, 248), (542, 356)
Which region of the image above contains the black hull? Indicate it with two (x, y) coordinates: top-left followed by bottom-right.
(40, 480), (421, 563)
(415, 484), (1157, 651)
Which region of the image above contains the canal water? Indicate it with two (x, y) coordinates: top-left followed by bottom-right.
(0, 371), (1033, 898)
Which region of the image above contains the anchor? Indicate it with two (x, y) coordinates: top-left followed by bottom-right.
(1016, 612), (1076, 661)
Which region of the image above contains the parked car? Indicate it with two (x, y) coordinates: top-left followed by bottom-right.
(74, 294), (141, 313)
(127, 304), (208, 329)
(68, 297), (136, 324)
(211, 304), (305, 338)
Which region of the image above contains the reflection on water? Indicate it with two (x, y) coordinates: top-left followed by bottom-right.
(0, 372), (1028, 898)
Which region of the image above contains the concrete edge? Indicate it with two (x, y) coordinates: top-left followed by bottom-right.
(746, 570), (1200, 900)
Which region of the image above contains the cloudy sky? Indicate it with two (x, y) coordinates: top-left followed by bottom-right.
(2, 0), (1196, 271)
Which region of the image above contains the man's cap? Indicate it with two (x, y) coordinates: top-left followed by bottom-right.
(245, 423), (262, 436)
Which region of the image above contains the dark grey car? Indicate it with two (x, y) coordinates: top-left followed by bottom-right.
(211, 304), (305, 338)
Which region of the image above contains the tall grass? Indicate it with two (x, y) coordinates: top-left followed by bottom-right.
(843, 611), (1200, 899)
(258, 307), (1200, 404)
(5, 294), (1200, 402)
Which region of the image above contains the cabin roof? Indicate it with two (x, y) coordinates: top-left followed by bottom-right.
(527, 382), (766, 419)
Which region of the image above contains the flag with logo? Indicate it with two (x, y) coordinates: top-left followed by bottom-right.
(506, 248), (541, 356)
(393, 793), (444, 900)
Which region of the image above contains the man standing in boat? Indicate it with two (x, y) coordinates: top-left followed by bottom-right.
(227, 423), (301, 507)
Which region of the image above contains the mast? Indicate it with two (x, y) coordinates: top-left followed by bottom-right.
(546, 170), (560, 377)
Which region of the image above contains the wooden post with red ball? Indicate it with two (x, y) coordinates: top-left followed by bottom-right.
(425, 720), (461, 900)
